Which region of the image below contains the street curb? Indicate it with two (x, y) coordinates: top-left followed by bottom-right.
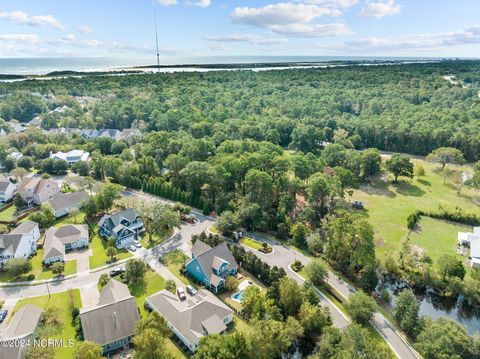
(0, 273), (78, 288)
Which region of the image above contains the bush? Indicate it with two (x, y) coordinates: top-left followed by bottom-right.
(165, 279), (176, 293)
(305, 261), (327, 286)
(4, 258), (32, 276)
(291, 260), (304, 272)
(407, 211), (421, 230)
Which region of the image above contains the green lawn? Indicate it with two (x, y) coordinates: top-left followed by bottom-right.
(240, 237), (263, 250)
(129, 270), (166, 317)
(53, 211), (86, 227)
(140, 228), (173, 249)
(409, 216), (472, 271)
(12, 289), (82, 359)
(0, 205), (16, 221)
(88, 229), (132, 269)
(0, 250), (77, 282)
(351, 158), (480, 259)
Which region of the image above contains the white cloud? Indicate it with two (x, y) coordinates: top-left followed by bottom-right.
(78, 25), (93, 34)
(205, 33), (288, 45)
(0, 33), (39, 44)
(158, 0), (178, 6)
(338, 26), (480, 52)
(209, 44), (228, 51)
(0, 10), (64, 30)
(302, 0), (358, 8)
(191, 0), (211, 8)
(359, 0), (402, 19)
(231, 2), (351, 37)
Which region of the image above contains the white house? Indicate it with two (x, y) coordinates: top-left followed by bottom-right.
(43, 224), (89, 265)
(0, 178), (17, 202)
(458, 227), (480, 268)
(0, 220), (40, 267)
(49, 150), (90, 165)
(18, 177), (60, 206)
(8, 151), (23, 161)
(146, 289), (233, 352)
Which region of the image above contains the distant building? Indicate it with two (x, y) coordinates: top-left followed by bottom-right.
(43, 224), (89, 265)
(185, 241), (238, 293)
(80, 279), (140, 354)
(0, 304), (42, 359)
(18, 178), (60, 206)
(98, 209), (144, 249)
(48, 191), (89, 218)
(146, 289), (233, 352)
(80, 128), (142, 142)
(0, 220), (40, 267)
(49, 150), (90, 165)
(458, 227), (480, 268)
(8, 151), (23, 161)
(0, 178), (17, 202)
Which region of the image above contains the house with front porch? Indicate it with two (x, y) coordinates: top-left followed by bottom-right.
(185, 241), (238, 293)
(43, 224), (89, 265)
(98, 209), (144, 249)
(0, 220), (40, 267)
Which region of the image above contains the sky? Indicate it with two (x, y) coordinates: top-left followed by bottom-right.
(0, 0), (479, 59)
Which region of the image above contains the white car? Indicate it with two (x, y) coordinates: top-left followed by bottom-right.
(133, 240), (142, 248)
(128, 245), (137, 252)
(177, 287), (186, 300)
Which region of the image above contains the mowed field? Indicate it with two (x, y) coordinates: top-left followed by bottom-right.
(351, 156), (480, 261)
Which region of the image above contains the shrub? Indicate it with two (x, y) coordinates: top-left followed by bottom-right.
(291, 260), (304, 272)
(165, 279), (176, 293)
(344, 292), (376, 326)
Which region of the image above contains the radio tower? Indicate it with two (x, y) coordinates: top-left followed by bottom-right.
(154, 10), (160, 68)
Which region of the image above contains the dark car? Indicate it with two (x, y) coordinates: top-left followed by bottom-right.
(109, 268), (125, 277)
(0, 309), (8, 323)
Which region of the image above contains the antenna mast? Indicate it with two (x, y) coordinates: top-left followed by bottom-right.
(154, 10), (160, 68)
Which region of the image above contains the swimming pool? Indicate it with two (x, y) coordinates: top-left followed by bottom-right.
(231, 280), (253, 303)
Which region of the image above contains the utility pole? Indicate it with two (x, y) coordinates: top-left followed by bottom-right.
(154, 10), (160, 69)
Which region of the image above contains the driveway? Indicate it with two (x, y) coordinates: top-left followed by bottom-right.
(65, 248), (92, 274)
(0, 298), (18, 331)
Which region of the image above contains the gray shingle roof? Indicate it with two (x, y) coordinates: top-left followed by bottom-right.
(201, 315), (227, 335)
(191, 240), (212, 257)
(48, 191), (89, 212)
(5, 304), (42, 338)
(80, 280), (140, 346)
(45, 224), (89, 246)
(0, 234), (24, 256)
(10, 220), (38, 235)
(99, 209), (140, 231)
(188, 242), (238, 283)
(0, 180), (12, 192)
(146, 289), (232, 346)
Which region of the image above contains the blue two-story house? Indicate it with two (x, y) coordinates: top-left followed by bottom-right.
(98, 209), (144, 249)
(185, 241), (238, 292)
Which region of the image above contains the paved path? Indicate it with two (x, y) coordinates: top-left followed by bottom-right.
(245, 232), (420, 359)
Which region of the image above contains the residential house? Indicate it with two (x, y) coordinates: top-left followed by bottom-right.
(0, 220), (40, 267)
(49, 150), (90, 165)
(18, 177), (60, 206)
(98, 209), (143, 249)
(48, 191), (89, 217)
(185, 241), (238, 293)
(43, 224), (89, 265)
(80, 279), (140, 354)
(0, 304), (42, 359)
(8, 151), (23, 161)
(80, 128), (142, 142)
(146, 289), (233, 352)
(0, 178), (17, 202)
(458, 227), (480, 268)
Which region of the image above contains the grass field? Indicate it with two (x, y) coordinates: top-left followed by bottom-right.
(0, 205), (16, 221)
(162, 250), (194, 286)
(129, 270), (166, 317)
(408, 216), (472, 269)
(140, 228), (173, 249)
(351, 158), (480, 259)
(88, 228), (132, 269)
(240, 237), (263, 250)
(12, 289), (82, 359)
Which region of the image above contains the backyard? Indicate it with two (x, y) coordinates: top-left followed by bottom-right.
(0, 204), (16, 221)
(351, 157), (480, 259)
(11, 289), (82, 359)
(129, 269), (166, 317)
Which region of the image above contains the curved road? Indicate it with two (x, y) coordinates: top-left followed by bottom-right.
(0, 189), (419, 359)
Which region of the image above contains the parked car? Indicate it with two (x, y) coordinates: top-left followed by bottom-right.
(0, 309), (8, 323)
(128, 245), (137, 252)
(109, 268), (125, 277)
(177, 287), (186, 300)
(133, 240), (142, 248)
(186, 285), (197, 296)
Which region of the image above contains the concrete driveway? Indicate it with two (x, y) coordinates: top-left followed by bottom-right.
(79, 283), (99, 309)
(65, 248), (92, 274)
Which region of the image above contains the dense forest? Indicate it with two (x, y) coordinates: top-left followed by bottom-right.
(1, 60), (480, 160)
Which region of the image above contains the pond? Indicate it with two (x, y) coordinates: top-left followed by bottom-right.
(379, 276), (480, 335)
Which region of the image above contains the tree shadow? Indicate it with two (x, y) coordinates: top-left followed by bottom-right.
(395, 181), (426, 197)
(359, 180), (396, 199)
(417, 178), (431, 187)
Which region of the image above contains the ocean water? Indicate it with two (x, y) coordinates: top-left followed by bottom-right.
(0, 56), (443, 75)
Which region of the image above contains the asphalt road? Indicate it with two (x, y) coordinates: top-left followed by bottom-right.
(0, 189), (419, 359)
